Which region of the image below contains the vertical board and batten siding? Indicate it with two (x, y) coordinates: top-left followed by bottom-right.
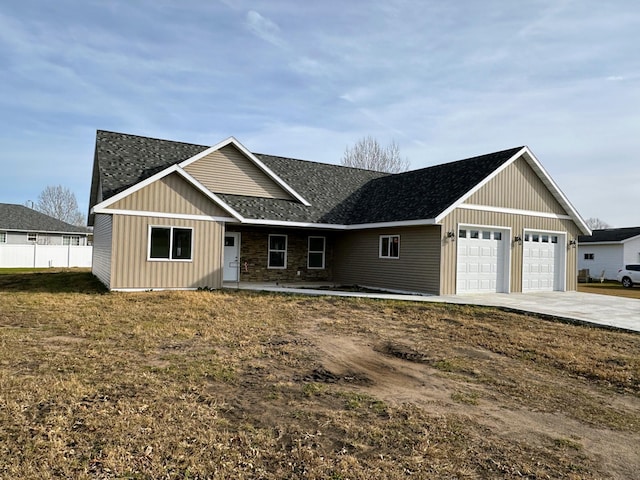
(465, 156), (566, 213)
(111, 173), (228, 217)
(110, 215), (223, 290)
(92, 214), (113, 288)
(333, 226), (441, 295)
(439, 209), (581, 295)
(184, 145), (293, 200)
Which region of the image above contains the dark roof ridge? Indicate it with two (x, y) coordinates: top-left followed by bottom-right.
(255, 152), (392, 175)
(393, 146), (526, 178)
(96, 129), (209, 150)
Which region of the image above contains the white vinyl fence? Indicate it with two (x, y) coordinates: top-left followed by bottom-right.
(0, 245), (92, 268)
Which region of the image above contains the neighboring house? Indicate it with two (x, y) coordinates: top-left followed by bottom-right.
(88, 130), (590, 294)
(0, 203), (90, 246)
(578, 227), (640, 280)
(0, 203), (92, 268)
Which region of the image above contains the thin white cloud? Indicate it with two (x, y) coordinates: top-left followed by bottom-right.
(245, 10), (285, 48)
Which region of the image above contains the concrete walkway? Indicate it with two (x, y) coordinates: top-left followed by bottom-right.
(224, 283), (640, 333)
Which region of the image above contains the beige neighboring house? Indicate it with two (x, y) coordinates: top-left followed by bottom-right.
(88, 130), (590, 293)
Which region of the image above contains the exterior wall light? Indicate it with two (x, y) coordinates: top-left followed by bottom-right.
(513, 235), (522, 245)
(447, 231), (456, 239)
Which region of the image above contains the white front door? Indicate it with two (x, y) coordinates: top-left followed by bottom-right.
(522, 231), (564, 291)
(457, 227), (509, 294)
(223, 233), (240, 282)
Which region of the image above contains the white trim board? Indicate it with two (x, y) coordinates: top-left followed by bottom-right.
(458, 203), (573, 220)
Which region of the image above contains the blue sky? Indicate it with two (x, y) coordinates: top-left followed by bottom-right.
(1, 0), (638, 227)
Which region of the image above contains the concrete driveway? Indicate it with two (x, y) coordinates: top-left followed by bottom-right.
(432, 291), (640, 333)
(226, 282), (640, 333)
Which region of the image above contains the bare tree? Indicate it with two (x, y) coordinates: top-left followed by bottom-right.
(341, 136), (410, 173)
(585, 217), (611, 230)
(33, 185), (85, 226)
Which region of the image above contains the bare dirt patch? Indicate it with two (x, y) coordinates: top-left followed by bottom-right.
(1, 271), (639, 479)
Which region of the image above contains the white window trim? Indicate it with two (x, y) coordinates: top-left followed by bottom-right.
(307, 236), (326, 269)
(0, 231), (6, 243)
(63, 235), (81, 246)
(379, 234), (400, 259)
(268, 234), (288, 269)
(147, 225), (194, 262)
(27, 232), (38, 243)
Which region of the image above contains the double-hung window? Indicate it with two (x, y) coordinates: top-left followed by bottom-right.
(308, 236), (326, 269)
(148, 226), (193, 261)
(63, 236), (81, 246)
(379, 234), (400, 259)
(268, 234), (287, 268)
(27, 233), (37, 243)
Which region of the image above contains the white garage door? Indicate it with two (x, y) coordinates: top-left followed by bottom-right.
(457, 228), (508, 294)
(522, 232), (563, 292)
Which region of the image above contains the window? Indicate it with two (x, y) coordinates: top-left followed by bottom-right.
(458, 229), (467, 238)
(268, 234), (287, 268)
(541, 235), (549, 243)
(308, 236), (325, 269)
(551, 236), (558, 244)
(379, 235), (400, 258)
(470, 230), (479, 239)
(148, 226), (193, 261)
(27, 233), (37, 243)
(494, 232), (502, 241)
(63, 236), (81, 246)
(0, 231), (5, 243)
(584, 253), (594, 260)
(532, 234), (539, 242)
(482, 231), (491, 240)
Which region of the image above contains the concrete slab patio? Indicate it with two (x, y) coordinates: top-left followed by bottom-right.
(224, 282), (640, 333)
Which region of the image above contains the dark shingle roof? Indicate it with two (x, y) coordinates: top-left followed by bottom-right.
(90, 130), (524, 226)
(579, 227), (640, 243)
(0, 203), (89, 233)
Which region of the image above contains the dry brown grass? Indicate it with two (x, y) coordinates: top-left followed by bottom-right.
(1, 271), (639, 479)
(578, 281), (640, 299)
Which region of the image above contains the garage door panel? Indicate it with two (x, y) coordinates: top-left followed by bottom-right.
(457, 228), (508, 294)
(523, 232), (563, 292)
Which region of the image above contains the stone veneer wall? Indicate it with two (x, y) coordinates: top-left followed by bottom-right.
(226, 227), (334, 283)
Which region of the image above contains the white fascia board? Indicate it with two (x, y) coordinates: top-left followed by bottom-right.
(519, 147), (591, 235)
(178, 136), (311, 207)
(89, 163), (245, 222)
(621, 234), (640, 244)
(91, 208), (239, 223)
(91, 164), (182, 213)
(241, 218), (437, 230)
(3, 229), (89, 236)
(435, 147), (526, 223)
(577, 241), (622, 246)
(457, 203), (574, 220)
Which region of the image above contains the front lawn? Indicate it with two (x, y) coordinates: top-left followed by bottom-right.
(1, 271), (639, 479)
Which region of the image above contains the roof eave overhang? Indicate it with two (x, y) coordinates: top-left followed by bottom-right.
(90, 164), (245, 222)
(238, 218), (437, 230)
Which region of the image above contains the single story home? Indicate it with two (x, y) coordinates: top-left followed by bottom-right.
(578, 227), (640, 280)
(88, 130), (590, 294)
(0, 203), (90, 246)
